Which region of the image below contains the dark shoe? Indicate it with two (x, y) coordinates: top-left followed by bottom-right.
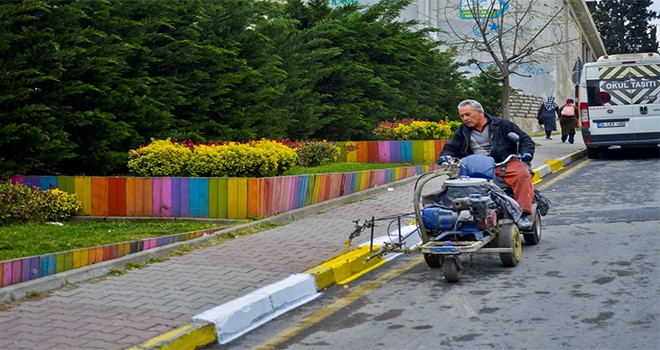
(569, 141), (574, 144)
(517, 214), (533, 231)
(545, 137), (551, 140)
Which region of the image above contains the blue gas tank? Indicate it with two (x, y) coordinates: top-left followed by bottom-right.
(421, 207), (458, 231)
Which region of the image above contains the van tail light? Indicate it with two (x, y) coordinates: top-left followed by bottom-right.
(579, 102), (590, 127)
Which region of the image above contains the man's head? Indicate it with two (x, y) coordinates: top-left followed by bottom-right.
(566, 98), (574, 104)
(457, 99), (488, 130)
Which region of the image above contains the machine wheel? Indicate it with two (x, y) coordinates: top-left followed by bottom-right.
(586, 147), (600, 159)
(499, 223), (522, 267)
(443, 256), (462, 282)
(424, 253), (441, 268)
(523, 210), (542, 245)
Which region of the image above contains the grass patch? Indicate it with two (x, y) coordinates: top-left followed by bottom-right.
(283, 162), (415, 175)
(0, 221), (233, 261)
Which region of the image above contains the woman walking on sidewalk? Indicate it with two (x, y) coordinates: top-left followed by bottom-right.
(558, 98), (579, 144)
(537, 96), (559, 140)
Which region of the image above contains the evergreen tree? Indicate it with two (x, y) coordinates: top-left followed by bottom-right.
(593, 0), (659, 54)
(0, 0), (471, 175)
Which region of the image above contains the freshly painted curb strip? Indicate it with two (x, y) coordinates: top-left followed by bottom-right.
(137, 149), (588, 349)
(129, 321), (216, 350)
(546, 159), (564, 172)
(193, 273), (321, 344)
(305, 245), (383, 291)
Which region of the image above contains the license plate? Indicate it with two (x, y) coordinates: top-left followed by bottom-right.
(597, 121), (626, 128)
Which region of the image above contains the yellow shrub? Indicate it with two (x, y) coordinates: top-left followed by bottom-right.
(128, 138), (299, 178)
(128, 139), (192, 176)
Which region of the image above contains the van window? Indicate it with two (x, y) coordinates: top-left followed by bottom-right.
(586, 64), (660, 106)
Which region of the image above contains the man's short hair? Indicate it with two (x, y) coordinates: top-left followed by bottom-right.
(458, 99), (484, 112)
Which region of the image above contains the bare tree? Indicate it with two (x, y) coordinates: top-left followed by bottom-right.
(441, 0), (579, 119)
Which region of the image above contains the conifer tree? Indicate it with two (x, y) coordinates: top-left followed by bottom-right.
(593, 0), (659, 54)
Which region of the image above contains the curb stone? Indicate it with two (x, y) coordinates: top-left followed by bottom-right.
(133, 149), (587, 350)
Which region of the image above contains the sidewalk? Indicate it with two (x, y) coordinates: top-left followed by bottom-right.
(0, 132), (586, 350)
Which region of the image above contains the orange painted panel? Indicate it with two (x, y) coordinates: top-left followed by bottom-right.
(259, 179), (269, 218)
(87, 248), (95, 265)
(139, 178), (153, 216)
(318, 175), (329, 201)
(247, 179), (260, 218)
(356, 142), (368, 163)
(108, 177), (126, 216)
(91, 177), (109, 216)
(125, 178), (138, 216)
(367, 141), (379, 163)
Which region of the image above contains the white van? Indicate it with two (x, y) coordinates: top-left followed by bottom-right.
(578, 52), (660, 158)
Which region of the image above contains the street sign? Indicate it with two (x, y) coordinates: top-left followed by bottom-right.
(572, 57), (583, 85)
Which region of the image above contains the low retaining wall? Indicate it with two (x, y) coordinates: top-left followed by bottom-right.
(4, 162), (438, 291)
(0, 228), (220, 290)
(10, 165), (438, 220)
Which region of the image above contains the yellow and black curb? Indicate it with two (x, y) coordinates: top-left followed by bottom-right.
(132, 149), (587, 349)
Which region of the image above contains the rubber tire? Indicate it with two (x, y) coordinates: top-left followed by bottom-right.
(499, 223), (522, 267)
(523, 211), (542, 245)
(443, 256), (462, 282)
(424, 253), (441, 268)
(586, 147), (600, 159)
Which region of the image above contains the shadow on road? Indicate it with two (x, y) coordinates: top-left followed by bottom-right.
(594, 147), (660, 160)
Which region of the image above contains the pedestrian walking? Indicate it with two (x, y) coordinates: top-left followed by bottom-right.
(558, 98), (579, 143)
(537, 96), (559, 140)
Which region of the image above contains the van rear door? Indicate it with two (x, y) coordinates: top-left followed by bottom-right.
(585, 65), (636, 141)
(629, 64), (660, 141)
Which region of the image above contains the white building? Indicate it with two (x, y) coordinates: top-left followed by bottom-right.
(336, 0), (606, 129)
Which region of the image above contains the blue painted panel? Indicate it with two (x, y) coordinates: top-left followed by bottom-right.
(299, 176), (309, 209)
(40, 256), (49, 277)
(47, 255), (56, 276)
(40, 176), (57, 190)
(189, 178), (209, 217)
(402, 141), (413, 163)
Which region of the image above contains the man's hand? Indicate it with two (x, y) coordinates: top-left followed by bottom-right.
(520, 152), (532, 162)
(437, 155), (450, 165)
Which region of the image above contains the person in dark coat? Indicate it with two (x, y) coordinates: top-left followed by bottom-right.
(558, 98), (579, 143)
(537, 96), (559, 140)
(437, 99), (535, 230)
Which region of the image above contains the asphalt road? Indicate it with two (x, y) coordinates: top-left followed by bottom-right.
(220, 148), (660, 350)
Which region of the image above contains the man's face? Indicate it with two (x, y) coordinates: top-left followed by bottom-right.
(459, 104), (486, 129)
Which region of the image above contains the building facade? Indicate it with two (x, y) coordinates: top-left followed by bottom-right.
(340, 0), (606, 129)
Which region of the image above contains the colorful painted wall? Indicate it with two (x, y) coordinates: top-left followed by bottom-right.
(2, 140), (445, 289)
(1, 229), (218, 289)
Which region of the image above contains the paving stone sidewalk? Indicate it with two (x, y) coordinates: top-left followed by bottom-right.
(0, 132), (585, 350)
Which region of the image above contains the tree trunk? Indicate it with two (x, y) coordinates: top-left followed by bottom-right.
(501, 66), (511, 120)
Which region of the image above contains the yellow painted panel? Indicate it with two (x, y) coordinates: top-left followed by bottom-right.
(74, 176), (92, 215)
(236, 178), (248, 219)
(227, 178), (238, 219)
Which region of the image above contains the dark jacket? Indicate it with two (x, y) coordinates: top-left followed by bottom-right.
(440, 114), (535, 163)
(537, 104), (558, 131)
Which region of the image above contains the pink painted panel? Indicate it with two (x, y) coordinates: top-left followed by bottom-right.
(2, 261), (12, 287)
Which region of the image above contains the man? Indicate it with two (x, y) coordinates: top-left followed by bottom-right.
(438, 99), (535, 229)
